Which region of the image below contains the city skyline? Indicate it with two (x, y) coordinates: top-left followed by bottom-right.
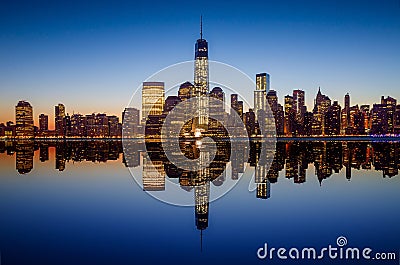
(1, 0), (399, 126)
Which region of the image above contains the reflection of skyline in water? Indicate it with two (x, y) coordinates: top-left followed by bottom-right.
(1, 139), (398, 248)
(1, 140), (398, 183)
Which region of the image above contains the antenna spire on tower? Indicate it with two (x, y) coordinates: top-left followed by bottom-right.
(200, 15), (203, 40)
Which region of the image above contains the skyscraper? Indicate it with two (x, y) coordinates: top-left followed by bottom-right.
(209, 87), (225, 134)
(312, 87), (331, 135)
(284, 95), (294, 135)
(342, 93), (350, 134)
(193, 16), (209, 131)
(178, 81), (194, 101)
(178, 81), (195, 135)
(15, 100), (34, 138)
(324, 101), (341, 135)
(266, 90), (278, 113)
(55, 103), (65, 136)
(39, 114), (48, 132)
(381, 96), (397, 133)
(141, 81), (165, 123)
(293, 89), (305, 124)
(254, 73), (270, 121)
(122, 107), (140, 137)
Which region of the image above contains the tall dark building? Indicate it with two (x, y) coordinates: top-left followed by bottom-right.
(275, 104), (285, 136)
(348, 105), (364, 135)
(324, 101), (341, 135)
(395, 104), (400, 134)
(312, 87), (331, 135)
(178, 82), (195, 135)
(108, 115), (120, 137)
(360, 105), (371, 134)
(178, 81), (194, 101)
(39, 114), (48, 132)
(55, 103), (65, 136)
(208, 87), (225, 135)
(266, 90), (278, 113)
(381, 96), (397, 133)
(284, 95), (295, 135)
(293, 89), (305, 124)
(164, 96), (181, 113)
(209, 86), (225, 125)
(244, 109), (256, 136)
(370, 104), (388, 135)
(71, 113), (86, 137)
(15, 100), (34, 138)
(342, 93), (350, 134)
(122, 107), (140, 138)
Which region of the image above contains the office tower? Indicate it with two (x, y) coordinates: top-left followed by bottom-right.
(63, 114), (71, 136)
(345, 93), (350, 114)
(370, 104), (388, 135)
(177, 82), (195, 135)
(395, 105), (400, 134)
(275, 104), (285, 135)
(141, 81), (165, 123)
(231, 94), (243, 119)
(237, 101), (243, 120)
(71, 113), (85, 137)
(244, 109), (256, 136)
(360, 105), (371, 134)
(293, 89), (305, 125)
(254, 73), (269, 120)
(178, 81), (194, 101)
(324, 101), (341, 135)
(312, 87), (331, 135)
(94, 114), (108, 137)
(193, 17), (209, 130)
(266, 90), (282, 135)
(209, 87), (225, 134)
(55, 103), (65, 136)
(231, 94), (238, 113)
(381, 96), (397, 133)
(370, 96), (397, 135)
(122, 107), (140, 137)
(341, 93), (350, 134)
(348, 105), (364, 135)
(266, 90), (278, 113)
(107, 115), (120, 137)
(304, 111), (314, 136)
(164, 96), (181, 113)
(39, 114), (48, 132)
(284, 95), (294, 135)
(15, 100), (34, 138)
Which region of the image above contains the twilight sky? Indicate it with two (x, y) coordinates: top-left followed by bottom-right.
(0, 0), (399, 128)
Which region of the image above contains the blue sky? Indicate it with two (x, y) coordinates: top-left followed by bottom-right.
(0, 0), (399, 127)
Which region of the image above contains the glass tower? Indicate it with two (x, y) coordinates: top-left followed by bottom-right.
(193, 16), (209, 131)
(141, 81), (165, 124)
